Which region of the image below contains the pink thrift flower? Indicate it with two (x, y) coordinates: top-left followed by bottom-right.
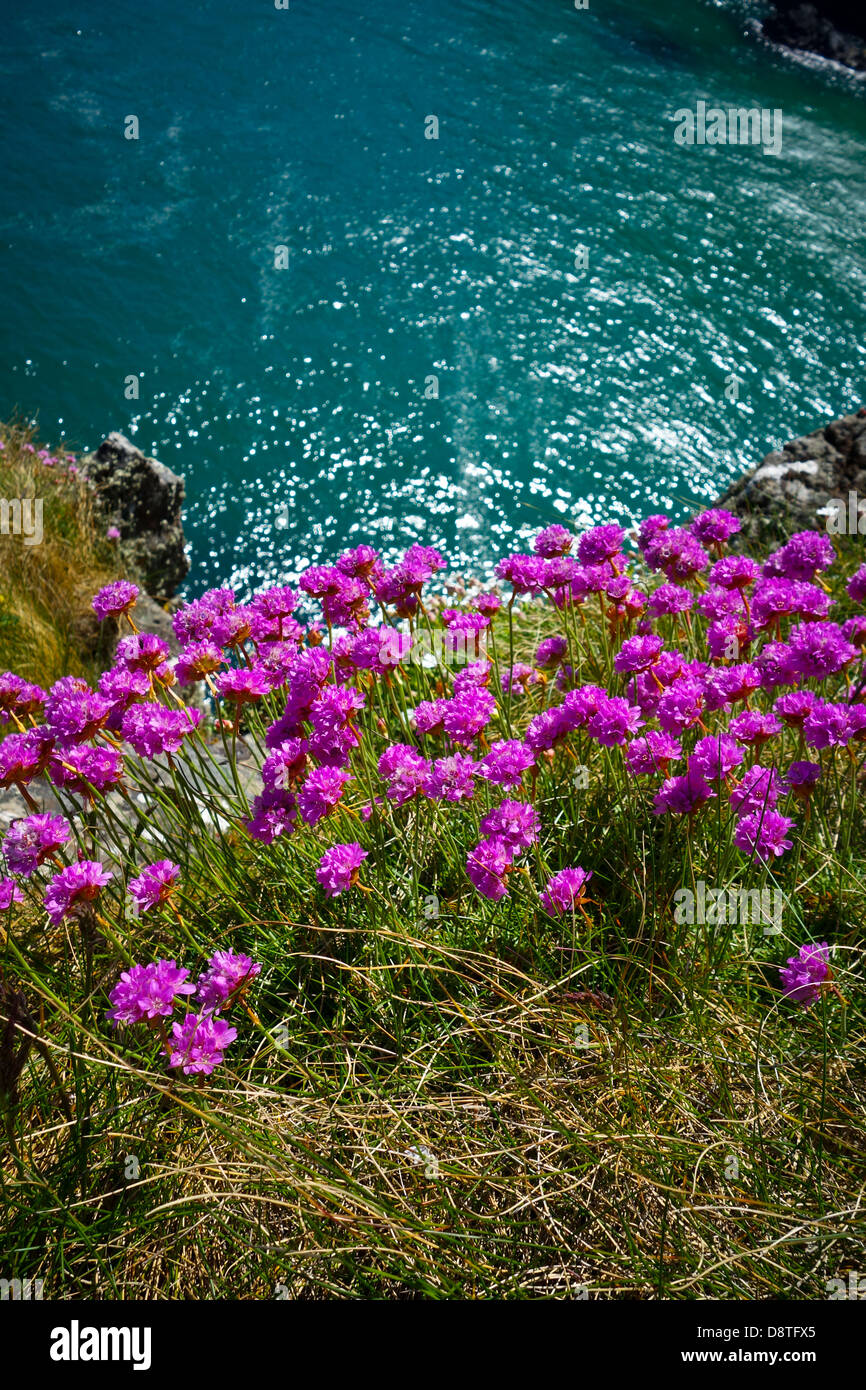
(48, 744), (124, 795)
(733, 810), (794, 862)
(167, 1013), (237, 1075)
(689, 734), (743, 783)
(297, 766), (351, 825)
(128, 860), (180, 915)
(535, 635), (568, 669)
(262, 739), (310, 790)
(196, 950), (262, 1011)
(540, 867), (593, 916)
(0, 673), (46, 723)
(106, 958), (195, 1026)
(653, 768), (715, 817)
(478, 740), (535, 790)
(779, 943), (830, 1008)
(244, 788), (297, 843)
(728, 765), (782, 817)
(0, 878), (24, 910)
(92, 581), (139, 621)
(577, 524), (624, 566)
(479, 799), (539, 854)
(586, 695), (643, 747)
(423, 754), (478, 802)
(412, 698), (449, 736)
(116, 632), (172, 674)
(44, 860), (112, 924)
(784, 761), (821, 802)
(657, 680), (704, 736)
(216, 666), (273, 704)
(647, 583), (693, 617)
(728, 711), (782, 748)
(690, 508), (741, 547)
(613, 634), (663, 675)
(316, 842), (368, 897)
(0, 729), (54, 788)
(708, 555), (760, 590)
(2, 813), (70, 877)
(534, 524), (573, 558)
(378, 745), (429, 806)
(625, 732), (682, 778)
(466, 838), (513, 901)
(846, 565), (866, 604)
(122, 705), (202, 758)
(175, 642), (225, 684)
(442, 688), (497, 745)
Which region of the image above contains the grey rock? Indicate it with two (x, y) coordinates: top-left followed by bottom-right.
(763, 3), (866, 71)
(0, 739), (262, 867)
(81, 431), (190, 600)
(714, 408), (866, 541)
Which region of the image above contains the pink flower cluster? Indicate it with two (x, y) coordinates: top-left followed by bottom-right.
(1, 501), (861, 1015)
(107, 947), (261, 1075)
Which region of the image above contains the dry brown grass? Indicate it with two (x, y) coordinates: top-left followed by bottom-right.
(4, 915), (864, 1300)
(0, 421), (121, 685)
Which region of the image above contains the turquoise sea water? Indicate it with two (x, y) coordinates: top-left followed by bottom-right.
(0, 0), (864, 593)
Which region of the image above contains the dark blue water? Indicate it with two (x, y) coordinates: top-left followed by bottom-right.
(1, 0), (864, 593)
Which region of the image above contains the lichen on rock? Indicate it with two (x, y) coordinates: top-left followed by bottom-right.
(714, 408), (866, 541)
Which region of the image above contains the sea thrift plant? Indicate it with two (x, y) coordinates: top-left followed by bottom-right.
(733, 811), (795, 863)
(106, 960), (196, 1026)
(92, 581), (140, 622)
(128, 861), (181, 915)
(466, 838), (513, 901)
(0, 878), (24, 910)
(479, 800), (540, 854)
(779, 943), (831, 1008)
(540, 867), (593, 917)
(0, 495), (860, 1208)
(316, 842), (368, 897)
(2, 814), (69, 877)
(167, 1013), (238, 1075)
(196, 950), (262, 1011)
(44, 861), (113, 925)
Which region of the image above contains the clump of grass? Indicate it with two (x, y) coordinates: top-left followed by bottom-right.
(0, 510), (865, 1300)
(0, 422), (121, 685)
